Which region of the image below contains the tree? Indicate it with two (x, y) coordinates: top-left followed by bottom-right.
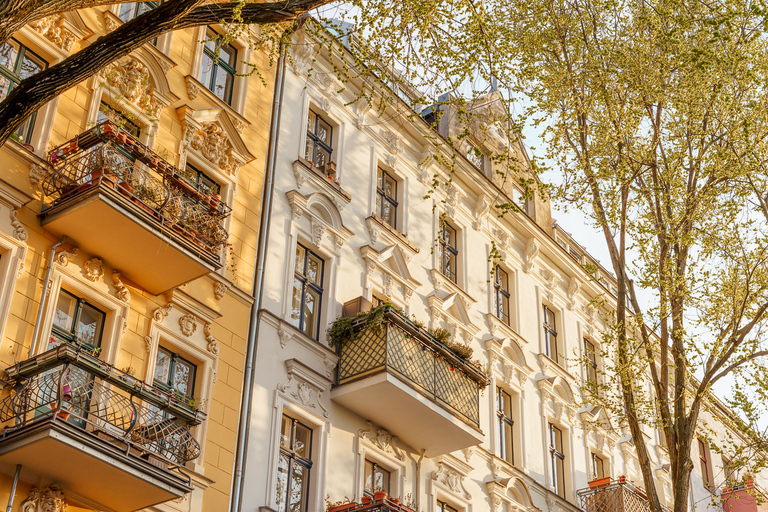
(310, 0), (768, 509)
(0, 0), (329, 145)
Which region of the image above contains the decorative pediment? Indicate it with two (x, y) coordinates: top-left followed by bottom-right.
(287, 190), (353, 254)
(360, 244), (420, 304)
(97, 53), (178, 120)
(365, 215), (419, 256)
(20, 484), (67, 512)
(427, 292), (479, 344)
(485, 338), (533, 389)
(537, 376), (576, 425)
(291, 159), (351, 211)
(177, 106), (254, 177)
(486, 477), (539, 512)
(580, 406), (619, 454)
(431, 455), (472, 501)
(358, 420), (405, 461)
(277, 358), (331, 418)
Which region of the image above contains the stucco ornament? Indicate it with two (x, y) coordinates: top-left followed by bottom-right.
(214, 281), (229, 300)
(55, 246), (79, 266)
(185, 75), (200, 99)
(432, 461), (471, 499)
(204, 323), (219, 356)
(10, 209), (27, 241)
(112, 270), (131, 303)
(83, 257), (104, 281)
(179, 313), (198, 336)
(153, 303), (173, 323)
(100, 57), (163, 118)
(358, 421), (405, 461)
(29, 15), (77, 51)
(185, 122), (239, 175)
(20, 483), (67, 512)
(522, 238), (539, 273)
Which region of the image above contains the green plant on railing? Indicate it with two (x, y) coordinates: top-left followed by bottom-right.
(327, 303), (389, 348)
(428, 327), (452, 343)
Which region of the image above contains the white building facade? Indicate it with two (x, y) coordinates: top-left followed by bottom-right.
(239, 26), (756, 512)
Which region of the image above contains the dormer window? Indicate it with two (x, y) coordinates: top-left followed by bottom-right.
(305, 109), (333, 172)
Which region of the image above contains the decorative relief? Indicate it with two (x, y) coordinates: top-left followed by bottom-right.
(112, 270), (131, 303)
(462, 446), (475, 462)
(214, 281), (229, 300)
(153, 303), (173, 323)
(277, 323), (293, 349)
(290, 29), (315, 77)
(179, 313), (197, 337)
(98, 57), (164, 118)
(522, 238), (539, 273)
(311, 219), (326, 245)
(444, 182), (460, 218)
(540, 268), (559, 302)
(432, 461), (471, 500)
(55, 246), (79, 266)
(472, 195), (490, 230)
(566, 276), (581, 310)
(418, 150), (435, 184)
(29, 163), (51, 186)
(83, 257), (104, 281)
(17, 262), (24, 278)
(20, 483), (67, 512)
(183, 121), (241, 176)
(353, 97), (369, 128)
(10, 209), (27, 241)
(185, 76), (200, 99)
(204, 323), (219, 355)
(277, 360), (330, 418)
(382, 274), (394, 298)
(29, 15), (77, 51)
(103, 11), (120, 32)
(334, 234), (344, 253)
(358, 421), (405, 461)
(144, 335), (153, 353)
(323, 356), (335, 379)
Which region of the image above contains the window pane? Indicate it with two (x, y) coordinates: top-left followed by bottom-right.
(0, 41), (18, 72)
(219, 43), (237, 67)
(275, 453), (289, 512)
(19, 51), (44, 80)
(289, 463), (308, 512)
(172, 357), (195, 397)
(118, 3), (137, 21)
(307, 110), (317, 135)
(302, 288), (319, 337)
(53, 292), (77, 332)
(293, 422), (310, 458)
(304, 138), (315, 163)
(364, 460), (374, 493)
(199, 53), (214, 89)
(12, 115), (34, 144)
(373, 466), (390, 493)
(154, 348), (172, 386)
(381, 200), (394, 226)
(315, 147), (330, 169)
(502, 421), (513, 463)
(290, 279), (304, 328)
(0, 75), (11, 101)
(77, 303), (104, 347)
(316, 119), (331, 144)
(213, 67), (231, 102)
(280, 416), (291, 449)
(306, 254), (321, 284)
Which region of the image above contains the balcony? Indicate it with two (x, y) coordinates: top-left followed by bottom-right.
(331, 306), (488, 456)
(578, 478), (671, 512)
(40, 121), (231, 294)
(0, 344), (205, 512)
(721, 480), (768, 512)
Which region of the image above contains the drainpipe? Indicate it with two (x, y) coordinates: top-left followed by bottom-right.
(229, 36), (287, 512)
(30, 236), (66, 357)
(6, 464), (21, 512)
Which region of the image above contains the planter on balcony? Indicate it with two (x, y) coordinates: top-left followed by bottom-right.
(588, 477), (611, 489)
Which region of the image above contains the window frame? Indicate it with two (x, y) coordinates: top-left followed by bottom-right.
(497, 387), (515, 465)
(543, 305), (558, 363)
(50, 289), (107, 352)
(199, 27), (238, 105)
(549, 423), (566, 499)
(277, 414), (314, 512)
(698, 438), (713, 489)
(376, 167), (399, 229)
(591, 452), (606, 480)
(305, 109), (334, 171)
(584, 338), (598, 390)
(493, 265), (511, 325)
(153, 345), (198, 400)
(292, 243), (325, 340)
(438, 221), (459, 284)
(0, 38), (48, 144)
(437, 500), (459, 512)
(363, 459), (391, 496)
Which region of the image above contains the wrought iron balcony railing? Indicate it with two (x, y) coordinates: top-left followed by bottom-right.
(42, 121), (231, 254)
(578, 478), (671, 512)
(0, 344), (204, 469)
(337, 307), (488, 427)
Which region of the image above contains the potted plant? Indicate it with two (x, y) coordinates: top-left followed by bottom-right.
(373, 491), (387, 502)
(588, 476), (611, 489)
(49, 402), (71, 421)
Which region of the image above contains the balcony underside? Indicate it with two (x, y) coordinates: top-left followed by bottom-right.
(40, 185), (219, 295)
(0, 419), (192, 512)
(332, 371), (484, 457)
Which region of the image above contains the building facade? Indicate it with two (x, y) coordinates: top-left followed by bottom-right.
(0, 6), (274, 512)
(239, 25), (766, 512)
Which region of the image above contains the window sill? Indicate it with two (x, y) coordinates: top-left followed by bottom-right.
(366, 214), (419, 254)
(537, 352), (577, 383)
(184, 75), (250, 131)
(292, 158), (352, 206)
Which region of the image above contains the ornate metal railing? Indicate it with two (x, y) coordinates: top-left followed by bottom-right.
(337, 307), (487, 427)
(0, 344), (204, 466)
(578, 478), (672, 512)
(41, 121), (231, 253)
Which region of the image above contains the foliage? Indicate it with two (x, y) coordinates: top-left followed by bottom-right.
(326, 302), (388, 347)
(427, 326), (451, 343)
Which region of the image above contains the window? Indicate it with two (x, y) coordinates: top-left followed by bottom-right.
(199, 28), (237, 105)
(549, 423), (566, 498)
(698, 439), (712, 489)
(51, 290), (106, 351)
(591, 453), (605, 480)
(584, 339), (597, 390)
(465, 140), (482, 169)
(722, 456), (739, 484)
(376, 168), (399, 229)
(277, 415), (313, 512)
(118, 1), (157, 21)
(180, 163), (221, 196)
(98, 103), (141, 138)
(364, 459), (390, 495)
(153, 347), (197, 399)
(437, 500), (459, 512)
(493, 266), (510, 325)
(304, 109), (333, 170)
(497, 388), (515, 465)
(438, 222), (458, 283)
(292, 244), (324, 339)
(543, 305), (558, 363)
(0, 39), (47, 144)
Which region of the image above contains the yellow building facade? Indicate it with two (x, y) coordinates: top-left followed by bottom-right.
(0, 5), (273, 512)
